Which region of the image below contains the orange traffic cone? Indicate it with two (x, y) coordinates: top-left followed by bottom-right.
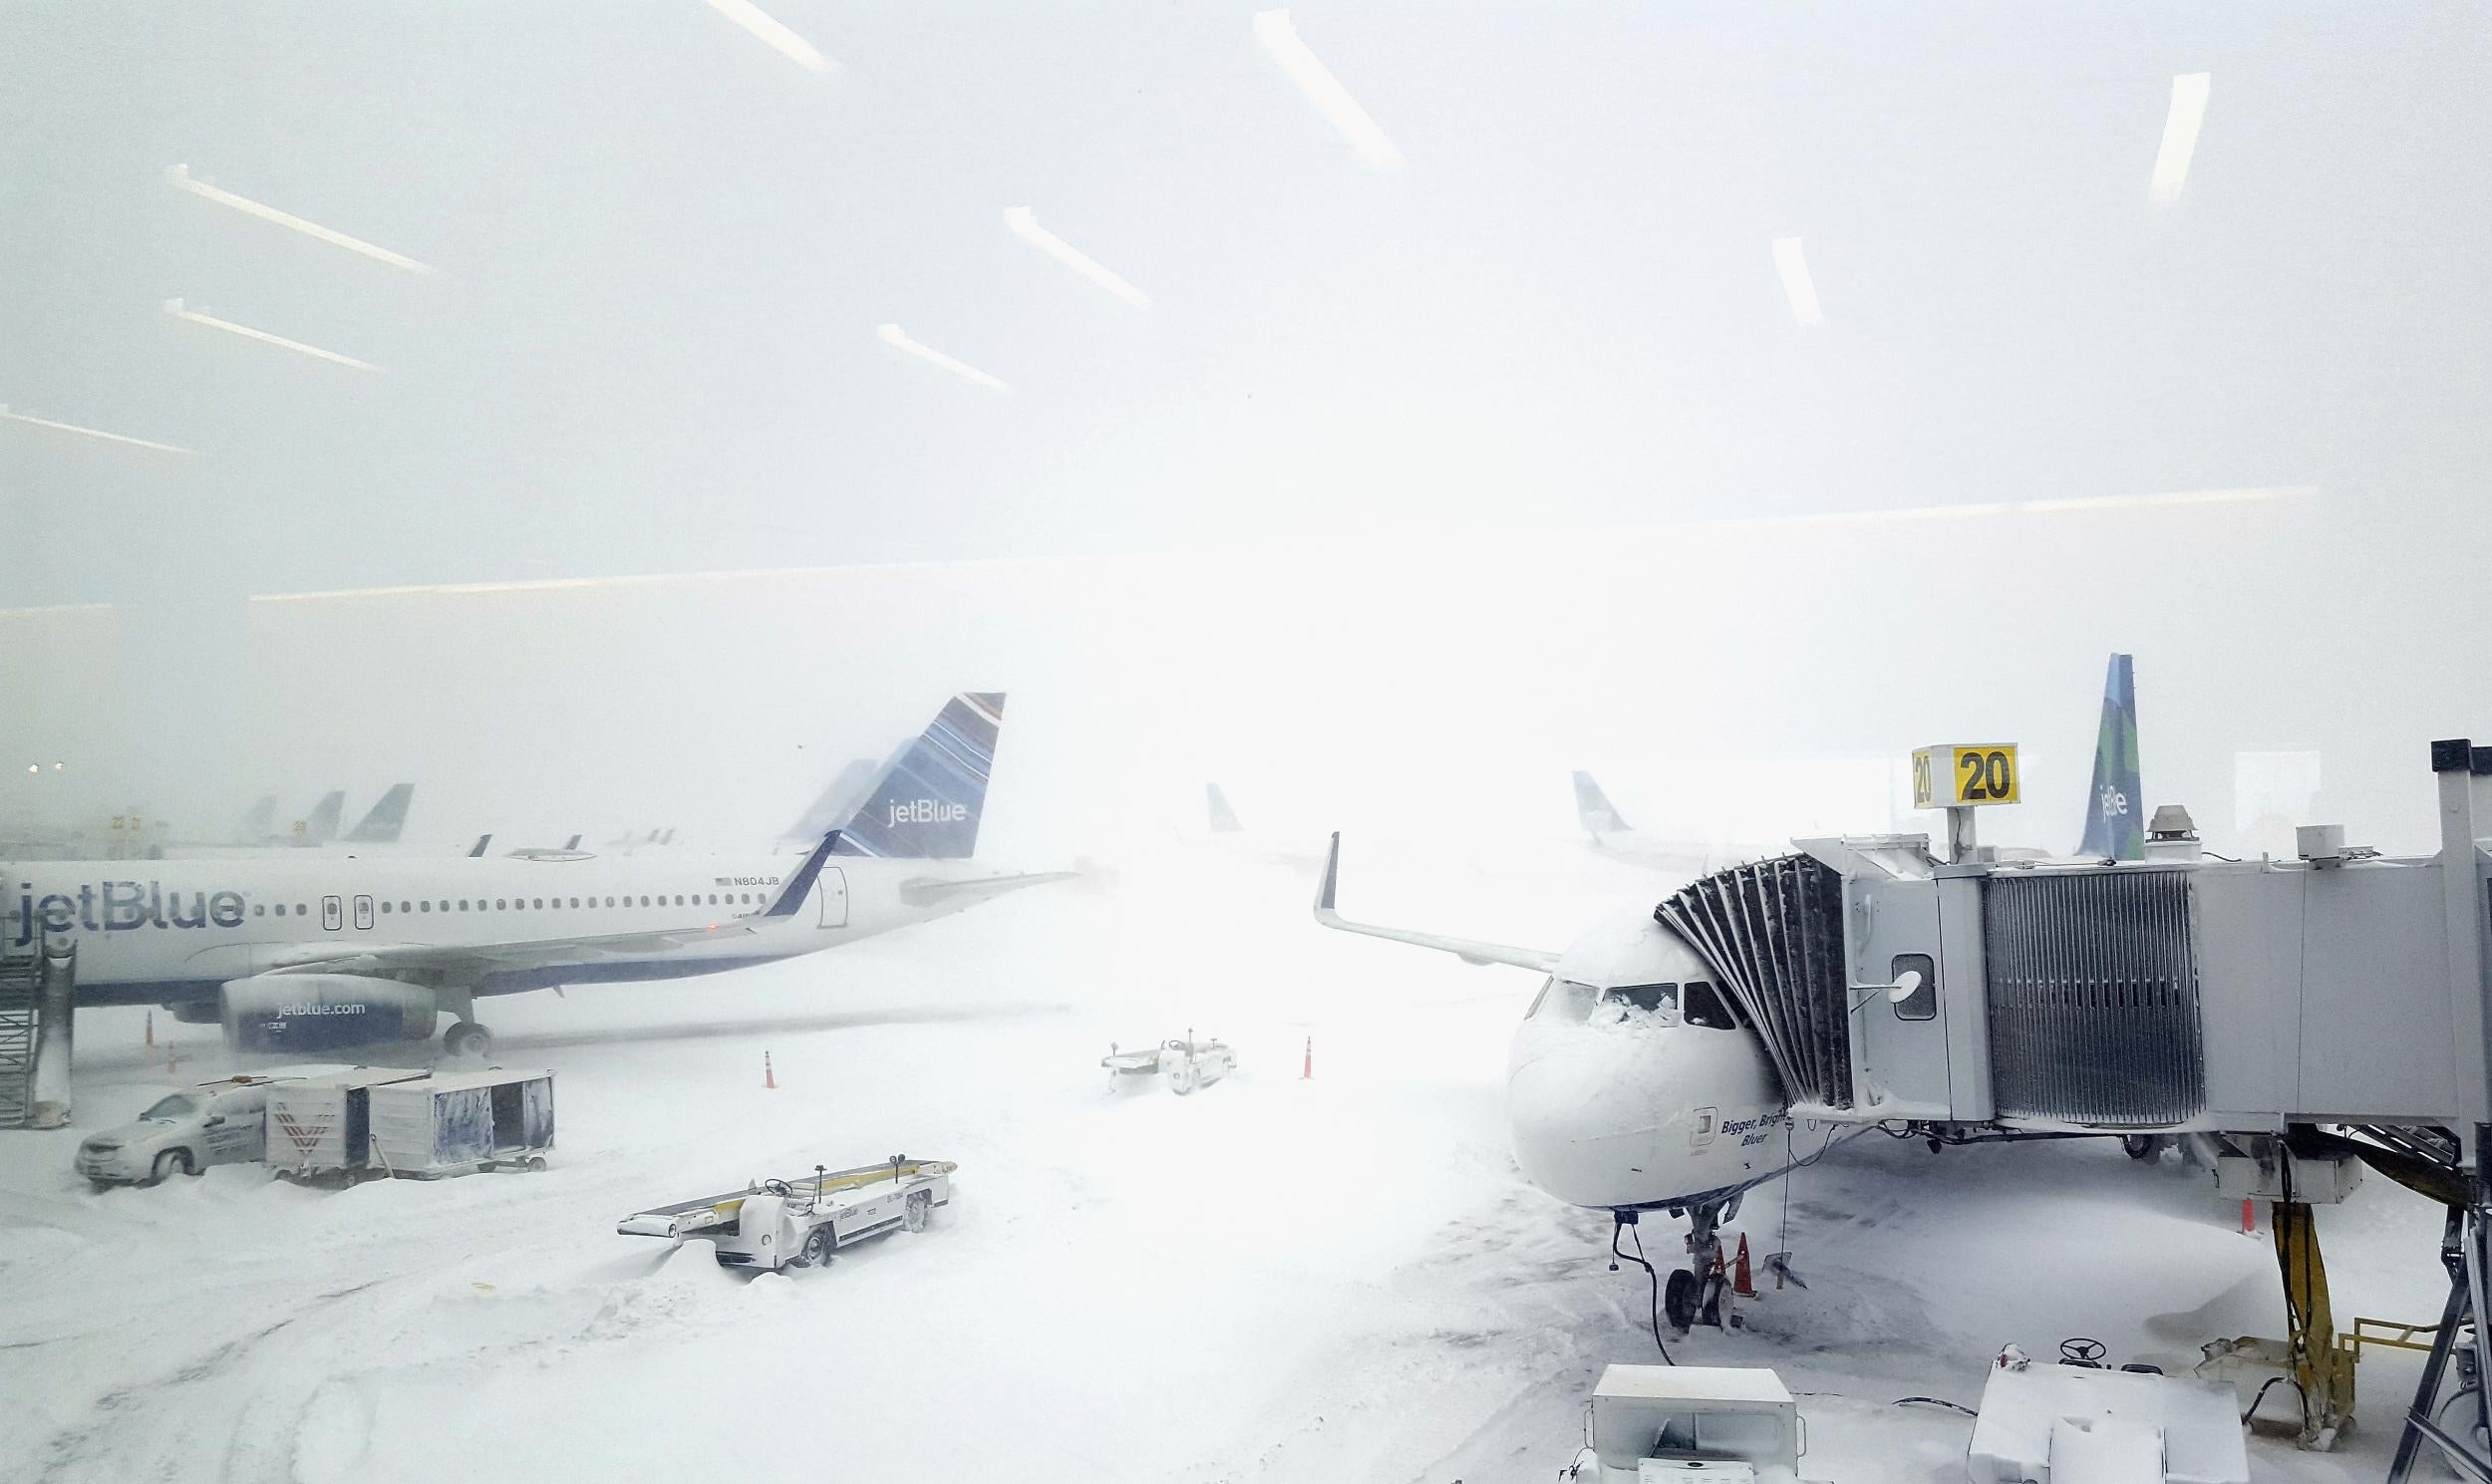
(1302, 1036), (1313, 1080)
(1732, 1234), (1756, 1298)
(145, 1011), (155, 1048)
(2241, 1197), (2256, 1237)
(764, 1051), (778, 1090)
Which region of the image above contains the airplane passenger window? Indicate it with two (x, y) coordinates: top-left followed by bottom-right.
(494, 899), (506, 910)
(421, 902), (431, 913)
(380, 902), (391, 914)
(252, 905), (264, 917)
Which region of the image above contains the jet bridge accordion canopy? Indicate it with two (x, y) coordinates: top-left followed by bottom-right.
(1657, 855), (1854, 1110)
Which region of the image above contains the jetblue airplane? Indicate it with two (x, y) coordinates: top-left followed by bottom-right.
(3, 693), (1071, 1058)
(1316, 657), (2145, 1335)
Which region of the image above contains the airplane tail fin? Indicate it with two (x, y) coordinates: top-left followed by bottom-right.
(1572, 770), (1630, 838)
(1206, 782), (1244, 834)
(2077, 653), (2145, 860)
(302, 790), (345, 845)
(834, 692), (1006, 858)
(468, 833), (491, 858)
(564, 834), (581, 851)
(785, 757), (884, 841)
(344, 783), (414, 843)
(236, 794), (276, 841)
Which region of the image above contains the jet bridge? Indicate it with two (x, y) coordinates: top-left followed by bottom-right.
(1657, 738), (2492, 1479)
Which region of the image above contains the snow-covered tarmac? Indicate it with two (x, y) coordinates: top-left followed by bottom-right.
(0, 846), (2459, 1482)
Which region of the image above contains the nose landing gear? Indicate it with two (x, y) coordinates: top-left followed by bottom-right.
(1664, 1197), (1739, 1334)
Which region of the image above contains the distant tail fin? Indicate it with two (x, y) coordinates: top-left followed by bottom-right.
(834, 692), (1006, 859)
(302, 790), (345, 845)
(1572, 770), (1630, 838)
(468, 833), (491, 858)
(1206, 782), (1244, 834)
(236, 795), (276, 842)
(564, 834), (581, 851)
(2077, 653), (2145, 860)
(785, 757), (884, 842)
(344, 783), (414, 843)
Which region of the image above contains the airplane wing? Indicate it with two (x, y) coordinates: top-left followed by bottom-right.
(1311, 832), (1561, 972)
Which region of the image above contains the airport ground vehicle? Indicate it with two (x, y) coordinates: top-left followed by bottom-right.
(617, 1157), (955, 1272)
(75, 1073), (302, 1187)
(1100, 1036), (1236, 1094)
(353, 1067), (555, 1178)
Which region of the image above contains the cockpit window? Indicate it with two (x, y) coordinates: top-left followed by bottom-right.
(1601, 983), (1678, 1019)
(1682, 980), (1738, 1030)
(1532, 979), (1601, 1023)
(140, 1094), (199, 1120)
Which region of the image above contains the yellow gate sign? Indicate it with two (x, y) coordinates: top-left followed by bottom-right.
(1912, 743), (2020, 808)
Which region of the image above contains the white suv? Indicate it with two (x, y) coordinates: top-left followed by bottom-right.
(76, 1076), (299, 1188)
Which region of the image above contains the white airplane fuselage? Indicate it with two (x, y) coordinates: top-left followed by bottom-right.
(1505, 907), (1806, 1213)
(2, 851), (957, 1009)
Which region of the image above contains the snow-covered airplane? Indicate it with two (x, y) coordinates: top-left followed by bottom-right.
(4, 693), (1073, 1058)
(1318, 656), (2147, 1334)
(1570, 770), (1750, 878)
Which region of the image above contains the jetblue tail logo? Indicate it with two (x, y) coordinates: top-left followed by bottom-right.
(1572, 770), (1630, 837)
(784, 757), (883, 841)
(345, 783), (414, 843)
(2078, 653), (2145, 860)
(835, 693), (1005, 859)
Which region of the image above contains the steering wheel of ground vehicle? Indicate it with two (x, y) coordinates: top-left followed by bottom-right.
(904, 1189), (932, 1232)
(762, 1179), (793, 1197)
(799, 1225), (835, 1269)
(2059, 1336), (2108, 1366)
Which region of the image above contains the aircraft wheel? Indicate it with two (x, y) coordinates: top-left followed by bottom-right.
(2122, 1134), (2162, 1162)
(904, 1190), (932, 1232)
(1663, 1268), (1700, 1333)
(443, 1021), (491, 1058)
(1700, 1276), (1724, 1329)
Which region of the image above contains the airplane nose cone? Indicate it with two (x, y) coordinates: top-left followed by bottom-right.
(1506, 1025), (1692, 1211)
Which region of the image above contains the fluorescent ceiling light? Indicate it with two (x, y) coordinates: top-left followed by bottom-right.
(1004, 208), (1148, 308)
(706, 0), (831, 73)
(876, 324), (1010, 393)
(163, 298), (385, 374)
(0, 404), (194, 455)
(1252, 10), (1402, 169)
(2148, 73), (2211, 204)
(1770, 237), (1822, 326)
(163, 164), (435, 275)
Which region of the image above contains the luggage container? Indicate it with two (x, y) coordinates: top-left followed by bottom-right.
(365, 1067), (555, 1178)
(262, 1067), (430, 1181)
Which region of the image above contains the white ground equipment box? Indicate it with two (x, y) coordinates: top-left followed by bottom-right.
(1967, 1362), (2249, 1484)
(1100, 1036), (1235, 1094)
(364, 1067), (555, 1177)
(263, 1067), (430, 1180)
(1585, 1364), (1802, 1484)
(617, 1156), (955, 1272)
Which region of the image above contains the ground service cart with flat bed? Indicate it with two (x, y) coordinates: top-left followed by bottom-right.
(616, 1156), (956, 1272)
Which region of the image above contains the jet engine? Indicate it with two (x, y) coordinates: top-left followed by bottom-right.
(219, 973), (439, 1051)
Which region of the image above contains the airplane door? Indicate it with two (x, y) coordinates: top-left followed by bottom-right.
(353, 895), (374, 930)
(817, 867), (847, 929)
(321, 895), (343, 932)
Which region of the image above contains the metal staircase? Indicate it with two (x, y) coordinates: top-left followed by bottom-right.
(0, 948), (39, 1128)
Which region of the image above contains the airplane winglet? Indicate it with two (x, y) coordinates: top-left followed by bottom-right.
(1306, 826), (1346, 921)
(469, 833), (491, 858)
(766, 831), (840, 917)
